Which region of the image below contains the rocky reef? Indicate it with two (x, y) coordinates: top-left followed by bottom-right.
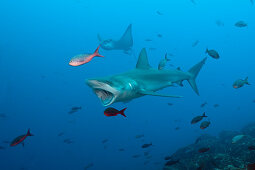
(163, 123), (255, 170)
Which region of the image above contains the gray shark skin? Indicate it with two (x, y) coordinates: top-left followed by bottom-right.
(86, 48), (206, 106)
(98, 24), (133, 52)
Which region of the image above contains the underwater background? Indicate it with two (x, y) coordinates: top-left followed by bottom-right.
(0, 0), (254, 169)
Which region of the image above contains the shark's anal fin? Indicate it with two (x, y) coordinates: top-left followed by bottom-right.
(139, 89), (183, 98)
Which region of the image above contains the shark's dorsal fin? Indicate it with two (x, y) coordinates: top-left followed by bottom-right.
(139, 89), (183, 98)
(118, 24), (133, 46)
(136, 48), (152, 69)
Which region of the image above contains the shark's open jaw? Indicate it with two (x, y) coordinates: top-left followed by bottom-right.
(94, 89), (114, 106)
(86, 79), (119, 106)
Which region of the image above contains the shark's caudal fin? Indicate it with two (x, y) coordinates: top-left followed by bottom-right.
(118, 24), (133, 47)
(136, 48), (152, 69)
(187, 57), (207, 95)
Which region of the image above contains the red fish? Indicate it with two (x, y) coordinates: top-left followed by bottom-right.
(198, 147), (210, 153)
(69, 45), (104, 66)
(104, 107), (127, 117)
(10, 129), (33, 147)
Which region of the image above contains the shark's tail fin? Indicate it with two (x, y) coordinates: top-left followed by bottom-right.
(187, 58), (207, 95)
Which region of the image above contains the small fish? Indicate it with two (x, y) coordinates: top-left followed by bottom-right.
(58, 132), (64, 136)
(157, 34), (162, 38)
(103, 145), (108, 149)
(2, 141), (10, 144)
(132, 154), (141, 158)
(158, 53), (170, 70)
(232, 135), (245, 143)
(216, 20), (224, 27)
(10, 129), (33, 147)
(164, 156), (172, 160)
(145, 39), (153, 42)
(142, 143), (152, 148)
(68, 107), (81, 114)
(84, 163), (94, 170)
(253, 100), (255, 103)
(0, 146), (5, 150)
(165, 160), (179, 166)
(235, 21), (248, 28)
(156, 10), (163, 15)
(104, 107), (127, 117)
(71, 106), (82, 111)
(102, 139), (108, 144)
(233, 77), (250, 89)
(191, 112), (207, 124)
(206, 48), (220, 59)
(213, 104), (219, 108)
(192, 40), (199, 47)
(135, 134), (144, 139)
(68, 110), (77, 114)
(200, 121), (210, 129)
(200, 102), (207, 108)
(175, 127), (180, 130)
(198, 147), (210, 153)
(63, 138), (73, 144)
(167, 103), (173, 106)
(0, 113), (7, 118)
(69, 45), (104, 66)
(251, 0), (254, 5)
(118, 148), (125, 151)
(248, 146), (255, 151)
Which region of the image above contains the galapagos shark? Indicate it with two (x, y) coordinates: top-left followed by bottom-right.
(86, 48), (206, 106)
(97, 24), (133, 53)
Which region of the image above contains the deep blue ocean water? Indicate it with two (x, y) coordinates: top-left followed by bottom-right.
(0, 0), (254, 169)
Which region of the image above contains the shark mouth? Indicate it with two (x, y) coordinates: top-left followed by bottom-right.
(86, 79), (119, 106)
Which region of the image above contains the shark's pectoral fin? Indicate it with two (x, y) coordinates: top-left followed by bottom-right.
(176, 80), (184, 87)
(139, 89), (183, 98)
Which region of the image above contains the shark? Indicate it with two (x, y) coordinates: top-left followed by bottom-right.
(97, 24), (133, 53)
(86, 48), (207, 106)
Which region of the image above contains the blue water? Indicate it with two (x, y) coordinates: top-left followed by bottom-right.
(0, 0), (254, 169)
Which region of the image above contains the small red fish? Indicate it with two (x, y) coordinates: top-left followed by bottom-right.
(104, 107), (127, 117)
(69, 45), (104, 66)
(10, 129), (33, 147)
(198, 147), (210, 153)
